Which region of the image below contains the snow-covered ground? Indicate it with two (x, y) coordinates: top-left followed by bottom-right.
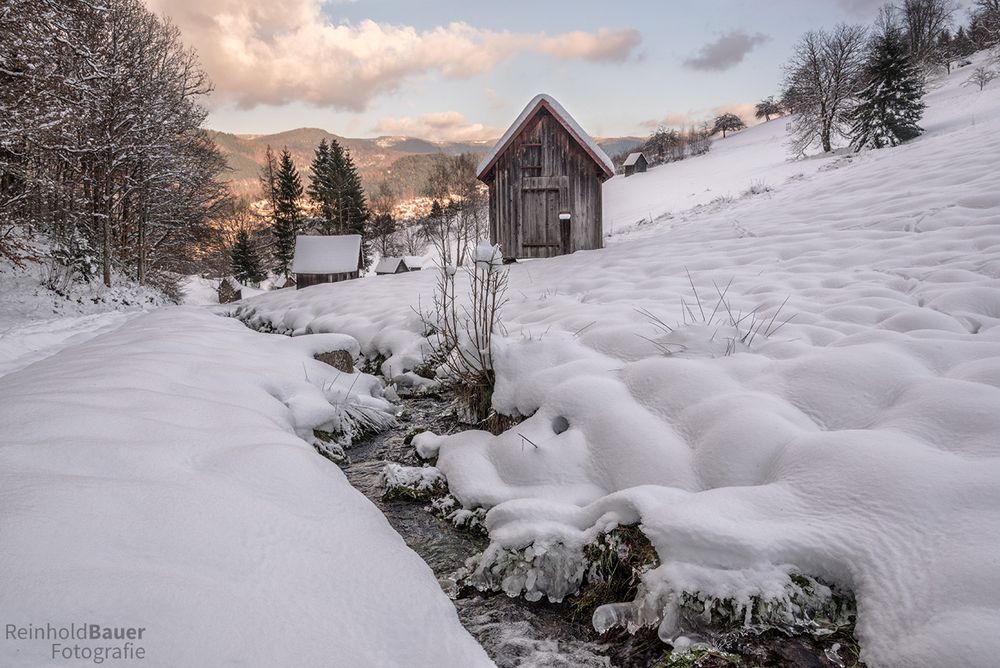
(235, 56), (1000, 667)
(0, 252), (163, 379)
(0, 307), (490, 667)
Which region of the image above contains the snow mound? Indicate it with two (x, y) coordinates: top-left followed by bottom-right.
(0, 308), (490, 667)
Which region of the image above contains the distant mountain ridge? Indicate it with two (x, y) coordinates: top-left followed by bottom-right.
(208, 128), (643, 199)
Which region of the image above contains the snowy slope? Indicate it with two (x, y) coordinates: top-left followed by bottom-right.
(0, 308), (492, 667)
(602, 52), (1000, 234)
(236, 56), (1000, 667)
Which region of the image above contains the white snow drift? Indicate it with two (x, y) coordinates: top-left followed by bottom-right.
(0, 308), (491, 667)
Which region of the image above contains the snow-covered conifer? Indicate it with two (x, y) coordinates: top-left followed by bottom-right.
(851, 26), (927, 150)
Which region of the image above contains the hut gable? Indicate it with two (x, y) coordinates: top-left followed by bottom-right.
(477, 94), (612, 261)
(292, 235), (362, 289)
(476, 94), (615, 181)
(401, 256), (424, 271)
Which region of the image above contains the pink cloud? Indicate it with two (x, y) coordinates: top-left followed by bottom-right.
(149, 0), (641, 111)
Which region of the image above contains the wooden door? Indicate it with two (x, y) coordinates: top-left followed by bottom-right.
(521, 176), (569, 258)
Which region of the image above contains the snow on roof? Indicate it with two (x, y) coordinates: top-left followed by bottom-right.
(292, 235), (361, 274)
(402, 256), (425, 269)
(375, 257), (404, 274)
(476, 93), (615, 181)
(623, 152), (646, 167)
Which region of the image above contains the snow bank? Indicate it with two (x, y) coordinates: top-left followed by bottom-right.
(0, 307), (490, 667)
(234, 61), (1000, 666)
(0, 311), (136, 379)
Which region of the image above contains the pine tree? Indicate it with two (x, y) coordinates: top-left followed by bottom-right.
(273, 149), (303, 276)
(307, 139), (336, 233)
(259, 145), (280, 222)
(306, 137), (371, 266)
(337, 144), (371, 267)
(231, 229), (266, 285)
(850, 27), (926, 151)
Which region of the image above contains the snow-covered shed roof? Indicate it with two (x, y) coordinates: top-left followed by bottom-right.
(374, 257), (404, 274)
(292, 235), (361, 274)
(402, 256), (425, 269)
(623, 152), (646, 167)
(476, 94), (615, 181)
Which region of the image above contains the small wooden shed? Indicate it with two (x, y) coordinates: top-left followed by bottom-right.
(476, 94), (614, 261)
(623, 152), (648, 177)
(375, 256), (424, 275)
(292, 235), (362, 289)
(374, 257), (409, 275)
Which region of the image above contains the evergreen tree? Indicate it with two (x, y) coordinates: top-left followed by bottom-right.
(307, 140), (333, 233)
(231, 229), (266, 285)
(306, 137), (371, 266)
(850, 27), (926, 151)
(337, 145), (371, 267)
(273, 149), (303, 276)
(259, 145), (280, 222)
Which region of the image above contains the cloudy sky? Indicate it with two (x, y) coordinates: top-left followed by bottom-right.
(147, 0), (927, 140)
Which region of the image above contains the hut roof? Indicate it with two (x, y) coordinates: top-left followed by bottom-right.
(623, 152), (646, 167)
(476, 93), (615, 181)
(374, 257), (404, 274)
(402, 256), (425, 269)
(292, 235), (361, 274)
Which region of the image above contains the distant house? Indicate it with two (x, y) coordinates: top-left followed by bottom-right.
(375, 257), (406, 275)
(292, 235), (362, 289)
(623, 152), (648, 177)
(374, 256), (424, 275)
(476, 93), (614, 261)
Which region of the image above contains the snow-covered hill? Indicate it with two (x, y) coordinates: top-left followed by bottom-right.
(603, 53), (1000, 234)
(233, 54), (1000, 667)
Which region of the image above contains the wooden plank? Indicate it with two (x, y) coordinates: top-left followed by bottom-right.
(522, 176), (562, 191)
(546, 189), (559, 257)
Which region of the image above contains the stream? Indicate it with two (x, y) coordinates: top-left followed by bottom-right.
(343, 392), (618, 668)
(340, 391), (855, 668)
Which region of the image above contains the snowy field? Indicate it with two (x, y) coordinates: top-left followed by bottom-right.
(234, 59), (1000, 667)
(0, 308), (490, 667)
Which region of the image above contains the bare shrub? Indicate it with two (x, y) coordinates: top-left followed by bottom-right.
(420, 244), (510, 426)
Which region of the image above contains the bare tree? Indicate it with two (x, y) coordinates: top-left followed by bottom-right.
(0, 0), (226, 291)
(395, 220), (425, 257)
(755, 97), (783, 122)
(419, 154), (487, 266)
(971, 0), (1000, 47)
(368, 179), (401, 257)
(713, 113), (747, 138)
(897, 0), (957, 66)
(965, 65), (999, 89)
(449, 154), (487, 265)
(782, 25), (869, 155)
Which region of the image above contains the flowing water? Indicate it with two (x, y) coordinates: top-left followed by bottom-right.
(343, 393), (615, 668)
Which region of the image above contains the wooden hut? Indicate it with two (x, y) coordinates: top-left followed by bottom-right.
(292, 235), (362, 289)
(476, 94), (614, 261)
(375, 256), (425, 275)
(374, 257), (409, 275)
(623, 152), (648, 177)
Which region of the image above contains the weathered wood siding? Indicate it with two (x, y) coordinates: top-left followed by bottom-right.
(295, 271), (359, 289)
(485, 108), (604, 260)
